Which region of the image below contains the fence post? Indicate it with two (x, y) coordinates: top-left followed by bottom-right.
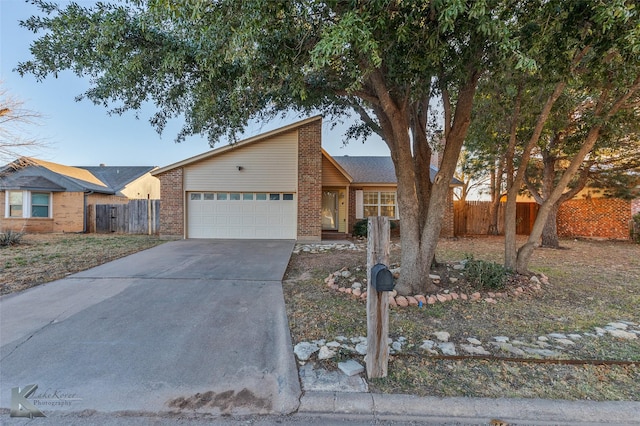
(365, 216), (391, 379)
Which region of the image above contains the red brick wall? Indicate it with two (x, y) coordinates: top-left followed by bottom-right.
(632, 198), (640, 216)
(557, 198), (631, 240)
(157, 168), (184, 237)
(297, 119), (322, 241)
(440, 188), (455, 238)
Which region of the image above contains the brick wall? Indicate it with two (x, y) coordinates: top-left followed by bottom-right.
(157, 168), (184, 237)
(632, 198), (640, 216)
(297, 119), (322, 241)
(0, 191), (86, 233)
(51, 192), (85, 232)
(440, 188), (455, 238)
(86, 193), (129, 206)
(558, 198), (632, 240)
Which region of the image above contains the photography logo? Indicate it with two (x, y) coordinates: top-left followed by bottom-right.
(10, 384), (45, 418)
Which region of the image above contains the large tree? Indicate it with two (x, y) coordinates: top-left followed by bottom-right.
(523, 108), (640, 248)
(19, 0), (528, 295)
(484, 0), (640, 272)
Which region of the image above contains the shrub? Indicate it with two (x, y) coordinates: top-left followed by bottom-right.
(352, 219), (398, 238)
(463, 256), (510, 290)
(0, 229), (25, 247)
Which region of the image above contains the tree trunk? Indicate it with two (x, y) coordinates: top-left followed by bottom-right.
(367, 68), (479, 296)
(541, 202), (560, 248)
(488, 198), (501, 235)
(504, 188), (518, 270)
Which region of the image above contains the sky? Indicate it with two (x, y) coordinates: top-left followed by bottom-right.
(0, 0), (390, 168)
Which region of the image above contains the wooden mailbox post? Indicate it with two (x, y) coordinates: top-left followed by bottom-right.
(365, 216), (391, 379)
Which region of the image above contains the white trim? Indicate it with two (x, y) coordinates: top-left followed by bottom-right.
(355, 190), (364, 219)
(4, 190), (52, 219)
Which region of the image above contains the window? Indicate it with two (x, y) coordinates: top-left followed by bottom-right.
(31, 193), (50, 217)
(362, 191), (397, 218)
(216, 193), (227, 200)
(6, 191), (52, 219)
(8, 191), (23, 217)
(203, 193), (215, 200)
(230, 193), (241, 200)
(283, 193), (294, 201)
(270, 193), (280, 200)
(190, 193), (202, 201)
(255, 193), (267, 201)
(243, 193), (254, 201)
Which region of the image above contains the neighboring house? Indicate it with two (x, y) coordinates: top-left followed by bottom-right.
(0, 158), (159, 233)
(152, 116), (460, 241)
(513, 185), (638, 240)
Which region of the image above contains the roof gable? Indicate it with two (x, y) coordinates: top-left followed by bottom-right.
(152, 115), (322, 175)
(30, 158), (107, 188)
(78, 166), (156, 192)
(1, 158), (156, 194)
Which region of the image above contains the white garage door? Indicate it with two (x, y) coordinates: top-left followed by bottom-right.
(187, 192), (297, 239)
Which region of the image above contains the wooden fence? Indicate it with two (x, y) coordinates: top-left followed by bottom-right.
(454, 201), (538, 236)
(87, 199), (160, 234)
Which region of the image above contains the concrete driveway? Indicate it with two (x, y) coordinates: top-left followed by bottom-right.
(0, 239), (300, 418)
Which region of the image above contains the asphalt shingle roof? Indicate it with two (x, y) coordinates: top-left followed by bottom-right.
(0, 175), (66, 191)
(78, 166), (156, 192)
(332, 156), (463, 185)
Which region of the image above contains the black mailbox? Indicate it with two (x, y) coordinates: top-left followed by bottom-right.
(371, 263), (395, 292)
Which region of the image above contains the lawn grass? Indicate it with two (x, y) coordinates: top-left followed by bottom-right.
(0, 233), (165, 295)
(283, 236), (640, 400)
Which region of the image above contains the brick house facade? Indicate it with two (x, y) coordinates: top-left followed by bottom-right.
(296, 120), (322, 240)
(156, 168), (184, 237)
(1, 160), (158, 233)
(153, 116), (458, 240)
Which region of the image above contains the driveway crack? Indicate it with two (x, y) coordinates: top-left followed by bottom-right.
(1, 311), (66, 362)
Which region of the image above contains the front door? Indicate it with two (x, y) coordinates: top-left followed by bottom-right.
(322, 191), (338, 230)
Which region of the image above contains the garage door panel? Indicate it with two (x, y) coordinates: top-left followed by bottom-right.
(188, 193), (296, 239)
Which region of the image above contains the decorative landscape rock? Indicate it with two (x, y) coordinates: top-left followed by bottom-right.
(460, 344), (491, 356)
(420, 340), (436, 351)
(338, 360), (365, 376)
(318, 346), (337, 360)
(438, 342), (457, 356)
(355, 342), (368, 355)
(293, 319), (639, 366)
(294, 342), (319, 361)
(607, 329), (638, 340)
(434, 331), (450, 342)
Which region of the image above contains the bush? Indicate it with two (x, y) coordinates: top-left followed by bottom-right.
(0, 229), (25, 247)
(352, 219), (398, 238)
(463, 256), (510, 290)
(632, 213), (640, 244)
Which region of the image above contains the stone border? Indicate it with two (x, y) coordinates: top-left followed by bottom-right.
(323, 266), (547, 308)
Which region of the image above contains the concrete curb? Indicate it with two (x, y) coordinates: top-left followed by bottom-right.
(299, 391), (640, 425)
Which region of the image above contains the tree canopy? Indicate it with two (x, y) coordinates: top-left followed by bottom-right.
(17, 0), (640, 289)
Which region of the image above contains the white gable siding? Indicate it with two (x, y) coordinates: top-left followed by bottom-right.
(184, 130), (299, 192)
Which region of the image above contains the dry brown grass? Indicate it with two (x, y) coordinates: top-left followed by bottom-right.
(284, 236), (640, 400)
(0, 233), (164, 295)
